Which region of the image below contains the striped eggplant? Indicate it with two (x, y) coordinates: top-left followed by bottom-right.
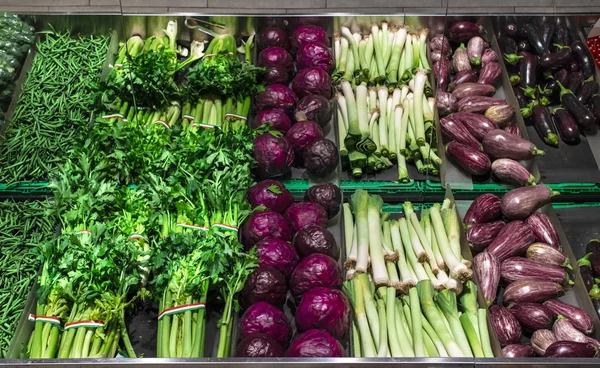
(477, 62), (502, 85)
(458, 96), (506, 113)
(490, 305), (522, 347)
(482, 129), (545, 160)
(526, 243), (570, 268)
(449, 70), (479, 91)
(532, 329), (558, 356)
(544, 300), (594, 334)
(500, 185), (559, 220)
(473, 252), (501, 306)
(544, 341), (598, 358)
(491, 158), (536, 186)
(430, 34), (451, 55)
(525, 213), (560, 249)
(554, 318), (589, 344)
(503, 122), (522, 137)
(467, 36), (485, 65)
(436, 91), (458, 116)
(500, 257), (567, 284)
(509, 302), (554, 331)
(451, 83), (495, 101)
(434, 58), (452, 92)
(487, 220), (535, 261)
(485, 104), (515, 126)
(467, 221), (504, 252)
(453, 44), (471, 72)
(440, 116), (481, 149)
(451, 112), (497, 141)
(502, 344), (535, 358)
(482, 48), (499, 65)
(464, 194), (501, 225)
(445, 142), (491, 176)
(503, 280), (564, 305)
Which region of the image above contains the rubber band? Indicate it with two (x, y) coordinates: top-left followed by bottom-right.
(101, 113), (128, 123)
(176, 223), (208, 231)
(203, 52), (235, 58)
(72, 230), (91, 235)
(223, 113), (247, 121)
(28, 314), (61, 327)
(151, 120), (171, 130)
(158, 302), (206, 321)
(211, 223), (238, 232)
(192, 123), (221, 130)
(109, 63), (123, 69)
(183, 115), (195, 121)
(64, 320), (105, 331)
(128, 233), (149, 244)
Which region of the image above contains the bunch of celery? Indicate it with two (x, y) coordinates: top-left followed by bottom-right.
(344, 275), (493, 358)
(343, 190), (473, 293)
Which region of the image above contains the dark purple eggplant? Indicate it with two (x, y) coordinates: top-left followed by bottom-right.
(503, 280), (564, 305)
(532, 104), (559, 146)
(554, 318), (590, 344)
(478, 62), (502, 85)
(567, 60), (581, 72)
(482, 48), (499, 66)
(509, 74), (521, 86)
(588, 239), (600, 277)
(433, 59), (452, 92)
(474, 252), (501, 306)
(532, 329), (558, 356)
(538, 22), (555, 50)
(590, 285), (600, 318)
(439, 116), (481, 149)
(567, 70), (583, 95)
(485, 104), (515, 126)
(544, 299), (595, 334)
(458, 96), (506, 113)
(577, 76), (599, 105)
(453, 44), (471, 72)
(579, 254), (595, 292)
(502, 344), (535, 358)
(451, 83), (495, 101)
(558, 82), (597, 134)
(525, 213), (560, 250)
(464, 193), (501, 225)
(490, 305), (522, 347)
(589, 95), (600, 124)
(467, 221), (504, 252)
(487, 220), (535, 261)
(545, 341), (598, 358)
(500, 185), (559, 220)
(491, 158), (536, 186)
(451, 112), (498, 141)
(467, 36), (485, 65)
(449, 70), (478, 91)
(482, 129), (545, 160)
(449, 21), (484, 43)
(539, 48), (572, 69)
(554, 25), (570, 48)
(504, 23), (518, 38)
(500, 37), (521, 65)
(552, 108), (580, 144)
(519, 51), (538, 94)
(445, 141), (491, 176)
(522, 23), (549, 56)
(571, 40), (596, 80)
(501, 257), (567, 284)
(436, 91), (458, 116)
(509, 302), (554, 331)
(512, 85), (528, 109)
(517, 39), (533, 53)
(527, 242), (570, 268)
(504, 122), (522, 138)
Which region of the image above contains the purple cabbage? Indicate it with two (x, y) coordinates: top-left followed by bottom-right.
(290, 253), (343, 300)
(242, 210), (292, 249)
(304, 183), (341, 219)
(292, 225), (339, 259)
(239, 266), (288, 310)
(287, 329), (345, 357)
(258, 46), (294, 71)
(285, 120), (324, 157)
(303, 138), (339, 178)
(291, 25), (329, 49)
(295, 94), (332, 128)
(253, 133), (295, 178)
(259, 27), (289, 50)
(236, 333), (285, 357)
(295, 287), (351, 340)
(296, 42), (335, 74)
(252, 109), (292, 133)
(239, 301), (292, 347)
(256, 84), (298, 113)
(247, 179), (294, 213)
(262, 65), (291, 85)
(256, 237), (299, 278)
(291, 67), (332, 99)
(284, 201), (328, 232)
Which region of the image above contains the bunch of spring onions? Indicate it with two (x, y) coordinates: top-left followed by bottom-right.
(337, 74), (439, 180)
(343, 190), (473, 293)
(344, 276), (493, 358)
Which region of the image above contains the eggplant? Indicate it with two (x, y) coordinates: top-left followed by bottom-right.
(554, 25), (570, 48)
(487, 220), (535, 261)
(552, 108), (580, 144)
(501, 257), (567, 284)
(504, 23), (518, 38)
(590, 285), (600, 318)
(538, 22), (555, 50)
(482, 129), (545, 160)
(464, 193), (501, 225)
(500, 185), (559, 220)
(509, 73), (521, 86)
(539, 48), (572, 69)
(532, 104), (559, 146)
(436, 91), (458, 116)
(525, 213), (560, 250)
(589, 95), (600, 124)
(429, 34), (451, 55)
(567, 70), (583, 95)
(467, 36), (485, 65)
(588, 239), (600, 277)
(554, 318), (590, 344)
(431, 50), (443, 63)
(458, 96), (506, 113)
(512, 85), (528, 109)
(433, 59), (452, 92)
(478, 62), (502, 85)
(509, 302), (554, 331)
(519, 51), (538, 93)
(453, 44), (471, 72)
(544, 299), (595, 334)
(502, 344), (535, 358)
(522, 23), (549, 56)
(491, 158), (536, 186)
(439, 116), (481, 149)
(451, 83), (495, 101)
(558, 82), (597, 134)
(452, 112), (498, 141)
(517, 39), (533, 53)
(544, 341), (598, 358)
(571, 40), (596, 80)
(467, 221), (504, 252)
(578, 254), (595, 292)
(532, 329), (558, 356)
(586, 238), (600, 255)
(504, 122), (522, 137)
(527, 243), (570, 268)
(490, 305), (522, 347)
(567, 60), (581, 72)
(449, 21), (483, 43)
(503, 280), (564, 305)
(474, 252), (501, 306)
(485, 104), (515, 126)
(445, 141), (491, 176)
(499, 37), (520, 65)
(449, 70), (478, 91)
(577, 77), (599, 105)
(481, 48), (499, 66)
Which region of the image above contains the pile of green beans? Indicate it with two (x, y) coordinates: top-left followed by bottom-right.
(0, 30), (109, 183)
(0, 199), (55, 358)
